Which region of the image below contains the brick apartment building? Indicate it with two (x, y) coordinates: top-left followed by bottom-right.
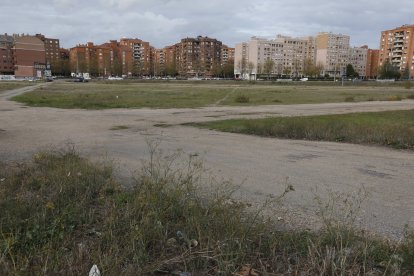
(35, 34), (60, 69)
(0, 34), (14, 75)
(366, 49), (379, 79)
(176, 36), (222, 77)
(119, 38), (154, 76)
(13, 35), (46, 78)
(154, 45), (178, 76)
(379, 24), (414, 78)
(221, 45), (235, 66)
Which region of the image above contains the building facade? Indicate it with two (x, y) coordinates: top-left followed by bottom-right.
(234, 35), (310, 79)
(315, 32), (350, 77)
(13, 36), (46, 78)
(35, 34), (60, 70)
(379, 25), (414, 78)
(366, 49), (379, 79)
(119, 38), (154, 76)
(176, 36), (222, 77)
(349, 46), (368, 78)
(0, 34), (14, 75)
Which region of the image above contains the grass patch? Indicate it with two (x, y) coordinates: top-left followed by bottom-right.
(404, 81), (413, 89)
(190, 110), (414, 149)
(0, 147), (413, 274)
(235, 94), (250, 103)
(386, 95), (402, 101)
(109, 125), (130, 130)
(0, 81), (34, 92)
(406, 94), (414, 99)
(11, 81), (414, 109)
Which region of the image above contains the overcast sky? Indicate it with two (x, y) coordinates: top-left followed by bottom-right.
(1, 0), (413, 49)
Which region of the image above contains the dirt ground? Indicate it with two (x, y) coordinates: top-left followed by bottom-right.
(1, 82), (414, 239)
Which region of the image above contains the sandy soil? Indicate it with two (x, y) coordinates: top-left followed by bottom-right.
(1, 83), (414, 239)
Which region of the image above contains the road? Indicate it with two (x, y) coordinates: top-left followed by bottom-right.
(1, 83), (413, 239)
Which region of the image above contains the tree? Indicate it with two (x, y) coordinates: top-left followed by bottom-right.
(222, 58), (234, 78)
(212, 62), (223, 77)
(378, 59), (401, 79)
(346, 64), (358, 78)
(402, 67), (410, 80)
(247, 62), (255, 80)
(304, 58), (320, 78)
(262, 59), (275, 80)
(283, 66), (291, 77)
(236, 57), (247, 79)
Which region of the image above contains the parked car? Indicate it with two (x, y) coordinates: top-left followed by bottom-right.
(73, 77), (88, 83)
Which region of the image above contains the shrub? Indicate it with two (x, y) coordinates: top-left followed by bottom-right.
(235, 94), (250, 103)
(404, 81), (413, 89)
(387, 95), (402, 101)
(0, 146), (413, 275)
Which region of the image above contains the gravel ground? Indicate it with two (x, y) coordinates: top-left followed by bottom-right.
(1, 82), (414, 239)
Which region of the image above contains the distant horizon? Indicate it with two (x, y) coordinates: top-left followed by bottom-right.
(1, 0), (413, 49)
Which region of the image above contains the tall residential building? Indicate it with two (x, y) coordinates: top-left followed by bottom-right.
(349, 46), (368, 77)
(316, 32), (350, 77)
(221, 45), (235, 66)
(0, 34), (14, 75)
(366, 49), (379, 79)
(176, 36), (222, 77)
(154, 45), (177, 76)
(13, 35), (46, 78)
(234, 35), (310, 79)
(35, 34), (60, 68)
(379, 25), (414, 77)
(120, 38), (154, 76)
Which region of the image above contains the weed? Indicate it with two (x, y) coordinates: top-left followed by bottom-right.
(407, 94), (414, 99)
(191, 110), (414, 150)
(0, 146), (413, 274)
(345, 96), (355, 102)
(386, 95), (402, 101)
(235, 94), (250, 103)
(404, 81), (413, 89)
(109, 125), (130, 130)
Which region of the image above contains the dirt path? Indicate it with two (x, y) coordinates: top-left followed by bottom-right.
(1, 85), (414, 239)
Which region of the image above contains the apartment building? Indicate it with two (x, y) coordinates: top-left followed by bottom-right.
(234, 35), (310, 79)
(0, 34), (14, 75)
(349, 46), (368, 77)
(221, 45), (235, 66)
(119, 38), (154, 76)
(315, 32), (350, 77)
(379, 25), (414, 78)
(154, 45), (177, 76)
(366, 49), (379, 79)
(176, 36), (222, 77)
(13, 35), (46, 78)
(35, 34), (60, 68)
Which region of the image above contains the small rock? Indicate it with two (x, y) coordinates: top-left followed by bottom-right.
(89, 264), (100, 276)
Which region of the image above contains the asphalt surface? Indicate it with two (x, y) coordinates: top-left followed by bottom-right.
(1, 83), (413, 239)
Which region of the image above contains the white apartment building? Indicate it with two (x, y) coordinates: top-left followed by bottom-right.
(349, 46), (368, 77)
(234, 35), (311, 79)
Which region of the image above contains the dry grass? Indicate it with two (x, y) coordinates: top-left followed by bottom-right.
(11, 81), (414, 109)
(190, 110), (414, 150)
(1, 146), (413, 275)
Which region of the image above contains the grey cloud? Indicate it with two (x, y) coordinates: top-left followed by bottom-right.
(1, 0), (413, 49)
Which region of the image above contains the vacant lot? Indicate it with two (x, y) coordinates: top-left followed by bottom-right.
(191, 109), (414, 149)
(12, 81), (414, 109)
(0, 81), (34, 93)
(1, 149), (413, 275)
